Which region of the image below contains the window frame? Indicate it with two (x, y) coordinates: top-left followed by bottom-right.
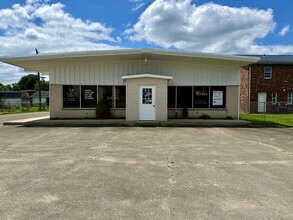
(193, 86), (210, 108)
(63, 85), (81, 109)
(210, 86), (226, 109)
(272, 92), (277, 105)
(177, 86), (193, 108)
(264, 66), (272, 79)
(81, 85), (97, 108)
(288, 92), (292, 105)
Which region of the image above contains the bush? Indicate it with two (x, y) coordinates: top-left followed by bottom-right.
(96, 95), (111, 119)
(182, 106), (188, 118)
(199, 113), (211, 119)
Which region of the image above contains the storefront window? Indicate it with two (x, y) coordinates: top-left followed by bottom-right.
(115, 86), (126, 108)
(98, 86), (113, 108)
(177, 86), (192, 108)
(210, 86), (226, 108)
(81, 86), (97, 108)
(168, 86), (176, 108)
(193, 86), (209, 108)
(63, 85), (80, 108)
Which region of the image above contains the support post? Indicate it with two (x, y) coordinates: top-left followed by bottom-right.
(35, 48), (42, 110)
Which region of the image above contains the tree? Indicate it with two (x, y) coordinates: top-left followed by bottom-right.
(34, 79), (49, 91)
(18, 74), (38, 90)
(3, 84), (12, 91)
(12, 83), (21, 91)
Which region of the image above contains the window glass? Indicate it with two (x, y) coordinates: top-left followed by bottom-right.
(81, 86), (97, 108)
(177, 86), (192, 108)
(210, 86), (226, 108)
(272, 92), (277, 104)
(168, 86), (176, 108)
(288, 92), (292, 104)
(142, 88), (152, 104)
(115, 86), (126, 108)
(98, 86), (113, 108)
(264, 66), (272, 79)
(194, 86), (209, 108)
(63, 85), (80, 108)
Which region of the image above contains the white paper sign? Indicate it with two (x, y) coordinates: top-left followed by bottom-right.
(213, 91), (223, 106)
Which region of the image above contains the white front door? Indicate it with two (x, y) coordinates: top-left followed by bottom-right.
(258, 92), (266, 113)
(139, 86), (156, 120)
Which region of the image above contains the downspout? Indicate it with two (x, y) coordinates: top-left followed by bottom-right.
(238, 82), (240, 119)
(248, 65), (252, 113)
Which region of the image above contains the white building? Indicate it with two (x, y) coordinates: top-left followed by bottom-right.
(1, 49), (259, 121)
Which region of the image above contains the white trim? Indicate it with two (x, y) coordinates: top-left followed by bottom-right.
(0, 48), (260, 63)
(122, 74), (173, 80)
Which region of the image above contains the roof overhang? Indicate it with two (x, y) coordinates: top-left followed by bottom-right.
(0, 48), (260, 73)
(122, 74), (173, 80)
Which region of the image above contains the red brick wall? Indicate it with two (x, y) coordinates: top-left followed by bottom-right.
(250, 64), (293, 113)
(240, 66), (249, 113)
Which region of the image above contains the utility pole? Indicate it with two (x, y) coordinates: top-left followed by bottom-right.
(35, 48), (42, 111)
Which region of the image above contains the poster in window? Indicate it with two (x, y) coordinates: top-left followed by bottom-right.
(81, 86), (97, 108)
(213, 91), (223, 106)
(194, 86), (209, 108)
(63, 85), (80, 108)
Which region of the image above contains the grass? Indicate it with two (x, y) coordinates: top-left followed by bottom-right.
(240, 114), (293, 127)
(0, 106), (49, 115)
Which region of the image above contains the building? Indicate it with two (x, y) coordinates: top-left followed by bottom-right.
(0, 90), (32, 108)
(1, 49), (258, 120)
(240, 55), (293, 113)
(31, 91), (50, 107)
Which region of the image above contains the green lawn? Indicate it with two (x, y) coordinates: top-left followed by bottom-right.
(0, 107), (49, 115)
(240, 114), (293, 127)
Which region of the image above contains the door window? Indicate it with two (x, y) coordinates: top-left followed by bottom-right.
(142, 88), (152, 104)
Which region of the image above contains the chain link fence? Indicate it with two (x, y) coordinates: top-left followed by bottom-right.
(249, 102), (293, 114)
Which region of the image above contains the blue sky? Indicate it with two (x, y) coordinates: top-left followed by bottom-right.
(0, 0), (292, 84)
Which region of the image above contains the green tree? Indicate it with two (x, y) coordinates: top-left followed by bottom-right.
(0, 83), (3, 91)
(12, 83), (21, 91)
(18, 74), (38, 90)
(3, 84), (12, 91)
(34, 79), (49, 91)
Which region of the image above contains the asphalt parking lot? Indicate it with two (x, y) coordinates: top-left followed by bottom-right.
(0, 116), (293, 219)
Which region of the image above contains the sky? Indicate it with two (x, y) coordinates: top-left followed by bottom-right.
(0, 0), (292, 84)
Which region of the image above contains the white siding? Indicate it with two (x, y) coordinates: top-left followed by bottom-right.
(49, 60), (241, 86)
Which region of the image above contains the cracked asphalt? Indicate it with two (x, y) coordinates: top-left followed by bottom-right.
(0, 115), (293, 219)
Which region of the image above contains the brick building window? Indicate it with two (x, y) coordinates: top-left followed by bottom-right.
(288, 92), (292, 104)
(272, 92), (277, 105)
(264, 66), (272, 79)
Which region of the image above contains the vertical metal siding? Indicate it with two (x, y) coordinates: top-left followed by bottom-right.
(50, 60), (240, 86)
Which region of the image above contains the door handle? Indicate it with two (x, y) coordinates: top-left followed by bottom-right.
(153, 105), (155, 107)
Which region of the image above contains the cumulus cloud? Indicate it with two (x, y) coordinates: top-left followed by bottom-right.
(279, 25), (289, 36)
(126, 0), (293, 54)
(0, 0), (119, 84)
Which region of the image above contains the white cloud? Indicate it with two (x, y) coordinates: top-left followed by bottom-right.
(0, 0), (119, 84)
(279, 25), (289, 36)
(129, 0), (154, 11)
(126, 0), (293, 54)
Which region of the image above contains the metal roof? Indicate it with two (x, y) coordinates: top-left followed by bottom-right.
(0, 91), (30, 99)
(0, 48), (260, 73)
(238, 55), (293, 64)
(31, 91), (49, 98)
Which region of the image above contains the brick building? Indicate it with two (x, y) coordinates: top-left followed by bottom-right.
(240, 55), (293, 113)
(1, 49), (258, 120)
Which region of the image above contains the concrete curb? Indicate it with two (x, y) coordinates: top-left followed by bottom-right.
(4, 118), (252, 128)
